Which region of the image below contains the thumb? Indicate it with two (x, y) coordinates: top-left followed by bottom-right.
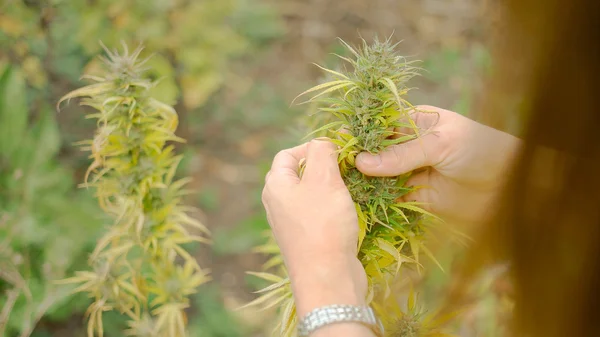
(356, 136), (437, 177)
(302, 139), (342, 182)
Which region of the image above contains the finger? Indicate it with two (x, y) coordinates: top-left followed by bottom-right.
(355, 133), (439, 177)
(301, 138), (342, 183)
(393, 105), (442, 138)
(412, 105), (444, 130)
(267, 143), (308, 183)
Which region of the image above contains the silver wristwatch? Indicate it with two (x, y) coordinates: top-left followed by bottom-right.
(297, 304), (384, 336)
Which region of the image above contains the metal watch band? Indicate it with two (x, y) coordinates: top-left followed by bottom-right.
(297, 304), (384, 336)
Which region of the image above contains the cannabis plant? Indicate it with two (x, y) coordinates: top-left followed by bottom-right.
(57, 43), (209, 337)
(247, 37), (458, 336)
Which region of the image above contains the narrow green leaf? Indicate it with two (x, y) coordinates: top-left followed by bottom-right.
(302, 120), (346, 140)
(389, 205), (410, 223)
(238, 286), (287, 310)
(380, 134), (417, 146)
(246, 271), (284, 283)
(57, 82), (114, 110)
(398, 202), (440, 220)
(379, 77), (402, 108)
(291, 80), (353, 104)
(296, 82), (355, 105)
(254, 278), (290, 294)
(331, 53), (357, 66)
(312, 63), (349, 79)
(338, 136), (359, 154)
(337, 38), (360, 58)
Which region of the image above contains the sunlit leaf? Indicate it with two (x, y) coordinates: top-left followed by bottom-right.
(292, 80), (354, 104)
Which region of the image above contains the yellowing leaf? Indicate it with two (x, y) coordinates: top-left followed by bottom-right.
(420, 243), (445, 272)
(356, 203), (368, 250)
(238, 286), (289, 310)
(399, 201), (440, 220)
(375, 238), (402, 275)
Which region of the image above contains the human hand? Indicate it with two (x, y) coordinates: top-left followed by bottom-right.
(262, 139), (368, 318)
(356, 105), (521, 226)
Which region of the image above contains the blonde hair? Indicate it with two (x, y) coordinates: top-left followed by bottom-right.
(458, 0), (600, 336)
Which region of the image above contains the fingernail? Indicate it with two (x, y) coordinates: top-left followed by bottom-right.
(358, 153), (381, 166)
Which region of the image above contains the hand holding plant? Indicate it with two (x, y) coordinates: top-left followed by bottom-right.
(262, 140), (367, 318)
(248, 37), (464, 337)
(356, 105), (521, 225)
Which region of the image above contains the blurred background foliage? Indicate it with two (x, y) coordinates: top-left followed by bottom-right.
(0, 0), (509, 336)
(0, 64), (105, 337)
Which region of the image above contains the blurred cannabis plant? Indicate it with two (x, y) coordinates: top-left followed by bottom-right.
(0, 0), (282, 108)
(247, 37), (459, 336)
(57, 43), (209, 337)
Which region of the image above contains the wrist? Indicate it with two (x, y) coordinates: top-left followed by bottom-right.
(287, 253), (368, 317)
(310, 322), (376, 337)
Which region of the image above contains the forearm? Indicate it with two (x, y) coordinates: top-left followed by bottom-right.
(287, 253), (376, 337)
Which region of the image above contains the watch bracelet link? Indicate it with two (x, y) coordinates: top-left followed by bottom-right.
(297, 304), (384, 336)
